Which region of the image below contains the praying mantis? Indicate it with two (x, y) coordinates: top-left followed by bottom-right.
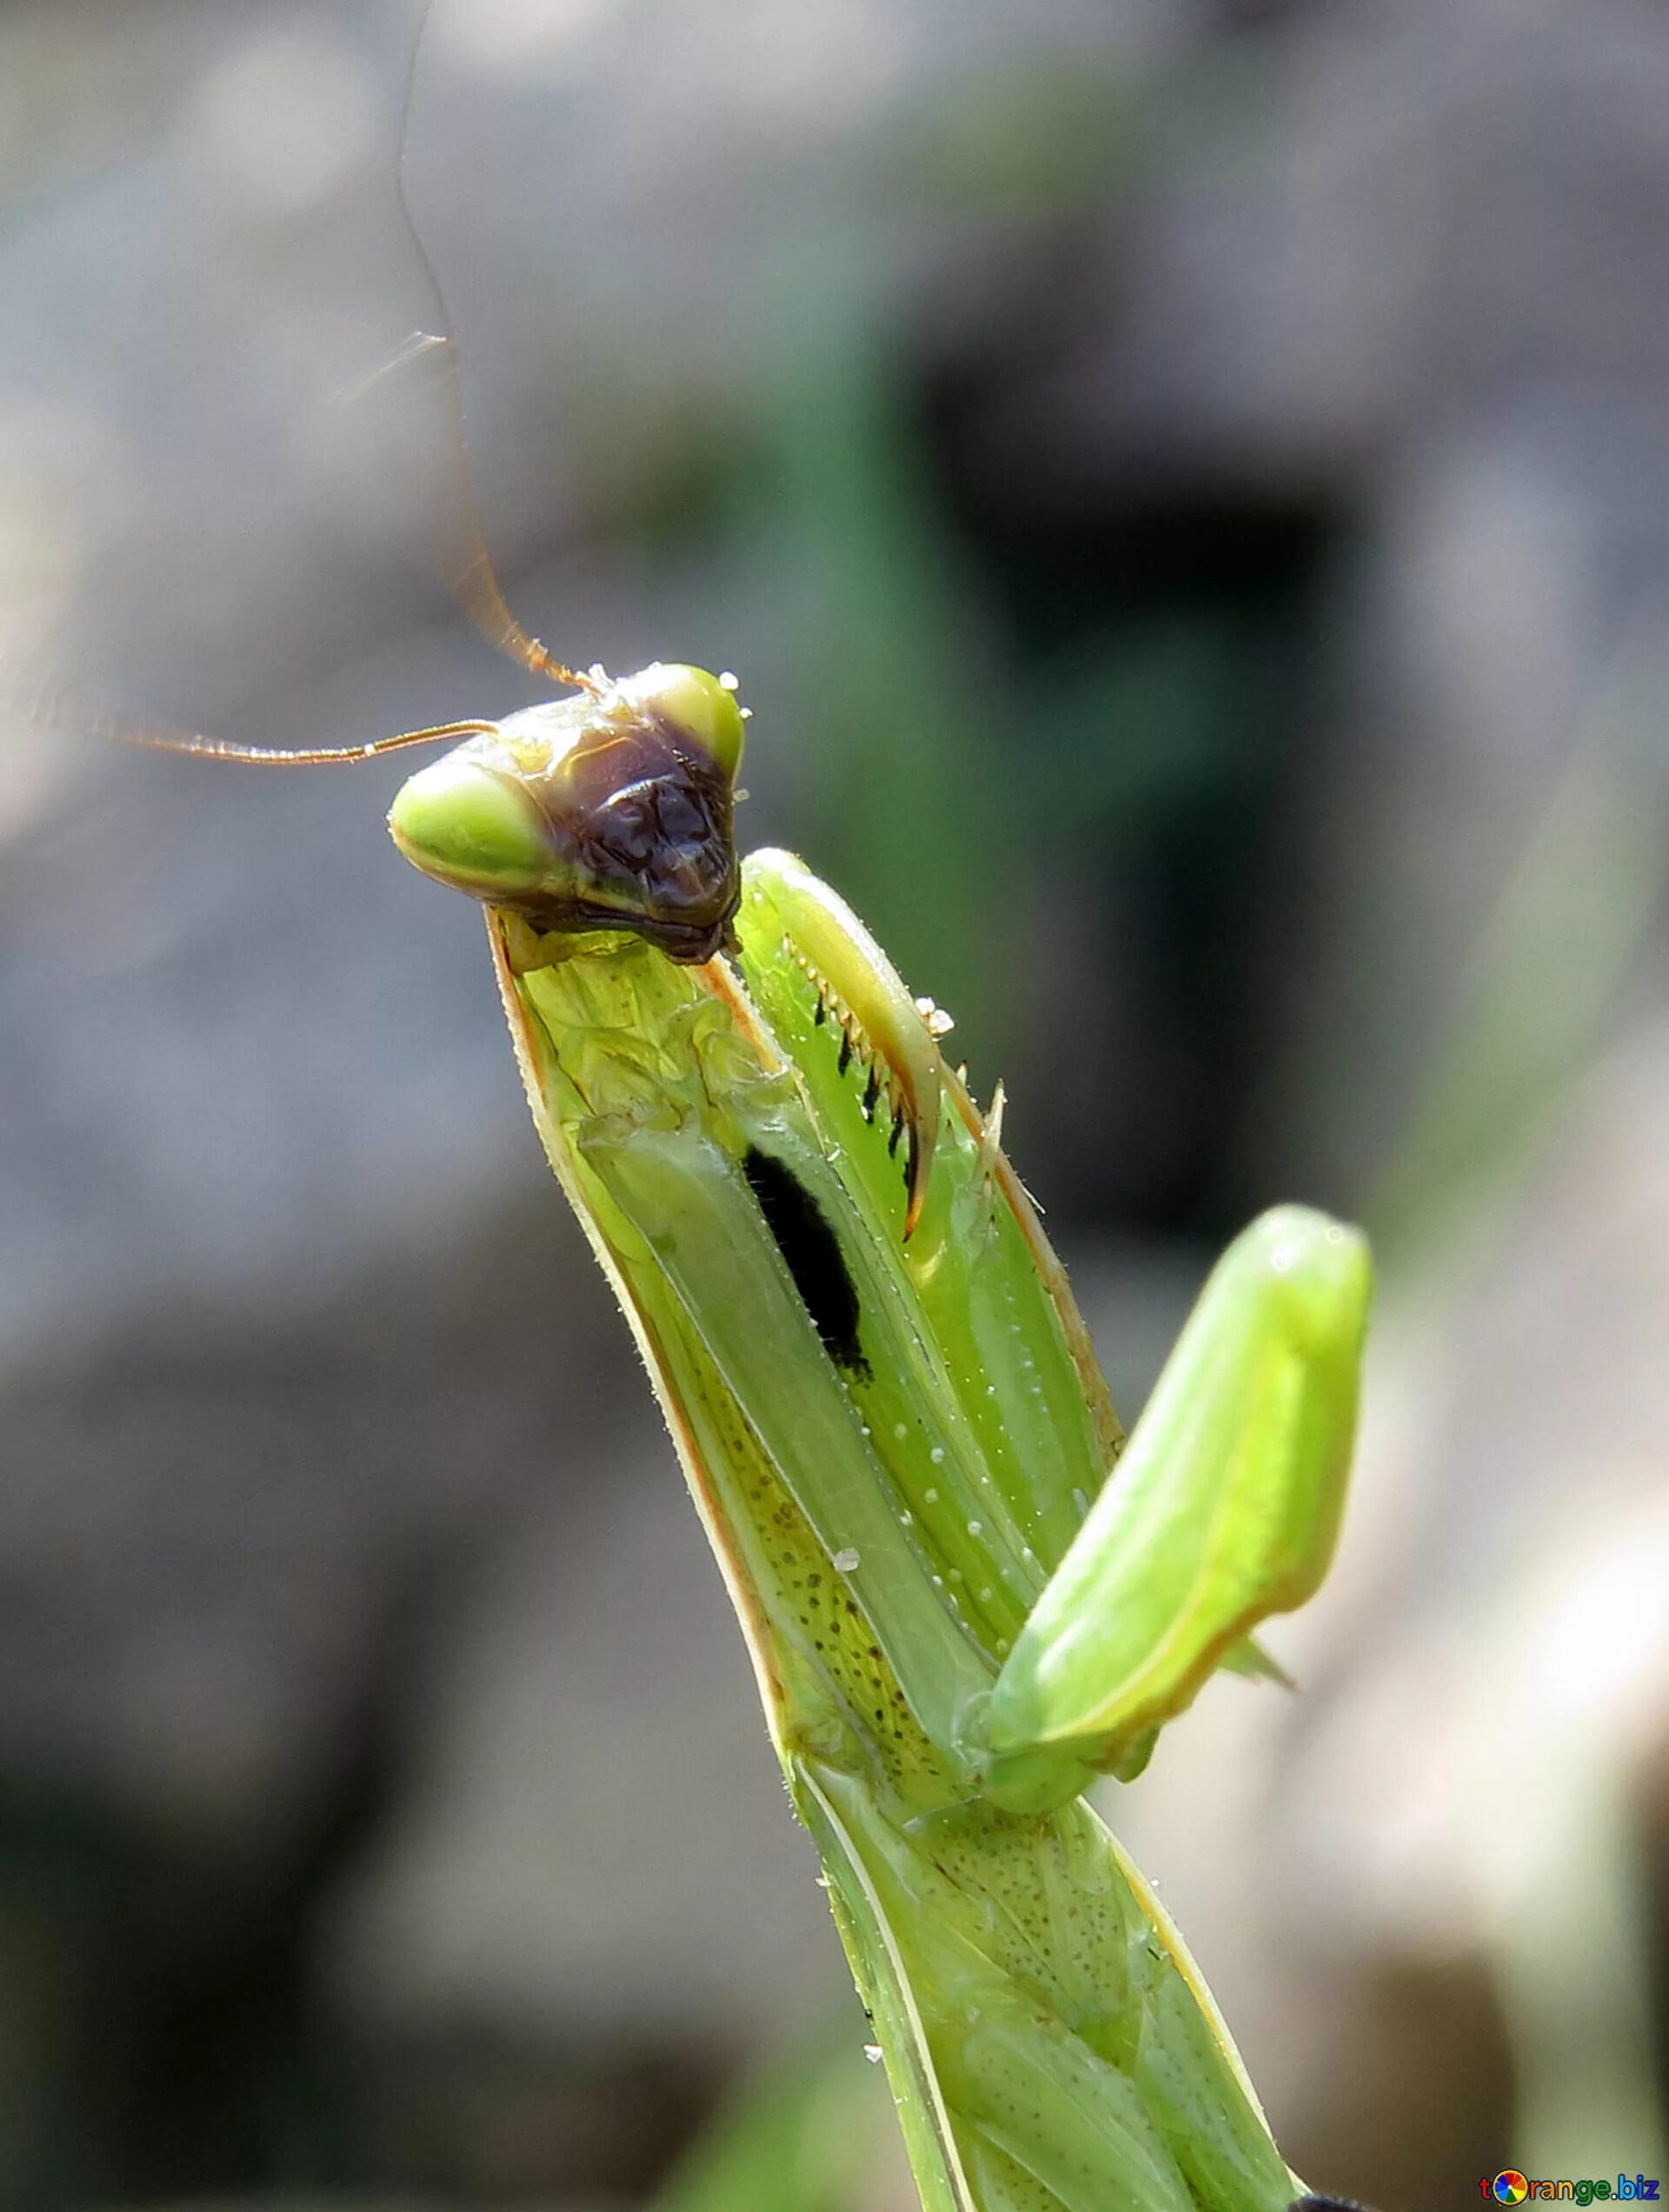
(50, 594), (1369, 2208)
(386, 662), (1372, 2212)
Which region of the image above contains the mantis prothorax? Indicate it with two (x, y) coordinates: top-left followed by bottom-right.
(62, 624), (1370, 2209)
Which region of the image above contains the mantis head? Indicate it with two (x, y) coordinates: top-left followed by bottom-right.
(388, 662), (746, 963)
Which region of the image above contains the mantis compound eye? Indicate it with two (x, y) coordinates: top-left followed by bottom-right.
(388, 750), (557, 896)
(616, 661), (746, 782)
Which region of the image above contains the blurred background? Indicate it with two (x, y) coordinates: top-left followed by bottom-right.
(3, 0), (1669, 2206)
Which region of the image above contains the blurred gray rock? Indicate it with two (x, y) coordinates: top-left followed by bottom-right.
(330, 1412), (847, 2048)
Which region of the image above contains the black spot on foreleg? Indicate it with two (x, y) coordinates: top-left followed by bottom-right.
(741, 1147), (869, 1379)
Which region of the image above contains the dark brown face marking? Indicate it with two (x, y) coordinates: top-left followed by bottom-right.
(509, 706), (741, 962)
(741, 1147), (869, 1380)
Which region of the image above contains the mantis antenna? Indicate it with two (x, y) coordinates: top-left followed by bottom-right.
(394, 0), (598, 700)
(0, 0), (601, 771)
(2, 664), (502, 766)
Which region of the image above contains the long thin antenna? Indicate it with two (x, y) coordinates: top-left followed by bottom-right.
(114, 717), (502, 766)
(396, 2), (596, 697)
(5, 657), (498, 767)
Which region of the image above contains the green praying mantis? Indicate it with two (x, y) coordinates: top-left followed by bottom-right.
(57, 583), (1370, 2206)
(11, 55), (1373, 2157)
(389, 662), (1372, 2212)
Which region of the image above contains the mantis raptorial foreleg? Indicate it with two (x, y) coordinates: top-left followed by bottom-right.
(983, 1206), (1370, 1809)
(734, 847), (1371, 1816)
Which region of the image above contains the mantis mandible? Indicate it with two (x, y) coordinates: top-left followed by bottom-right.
(67, 608), (1370, 2209)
